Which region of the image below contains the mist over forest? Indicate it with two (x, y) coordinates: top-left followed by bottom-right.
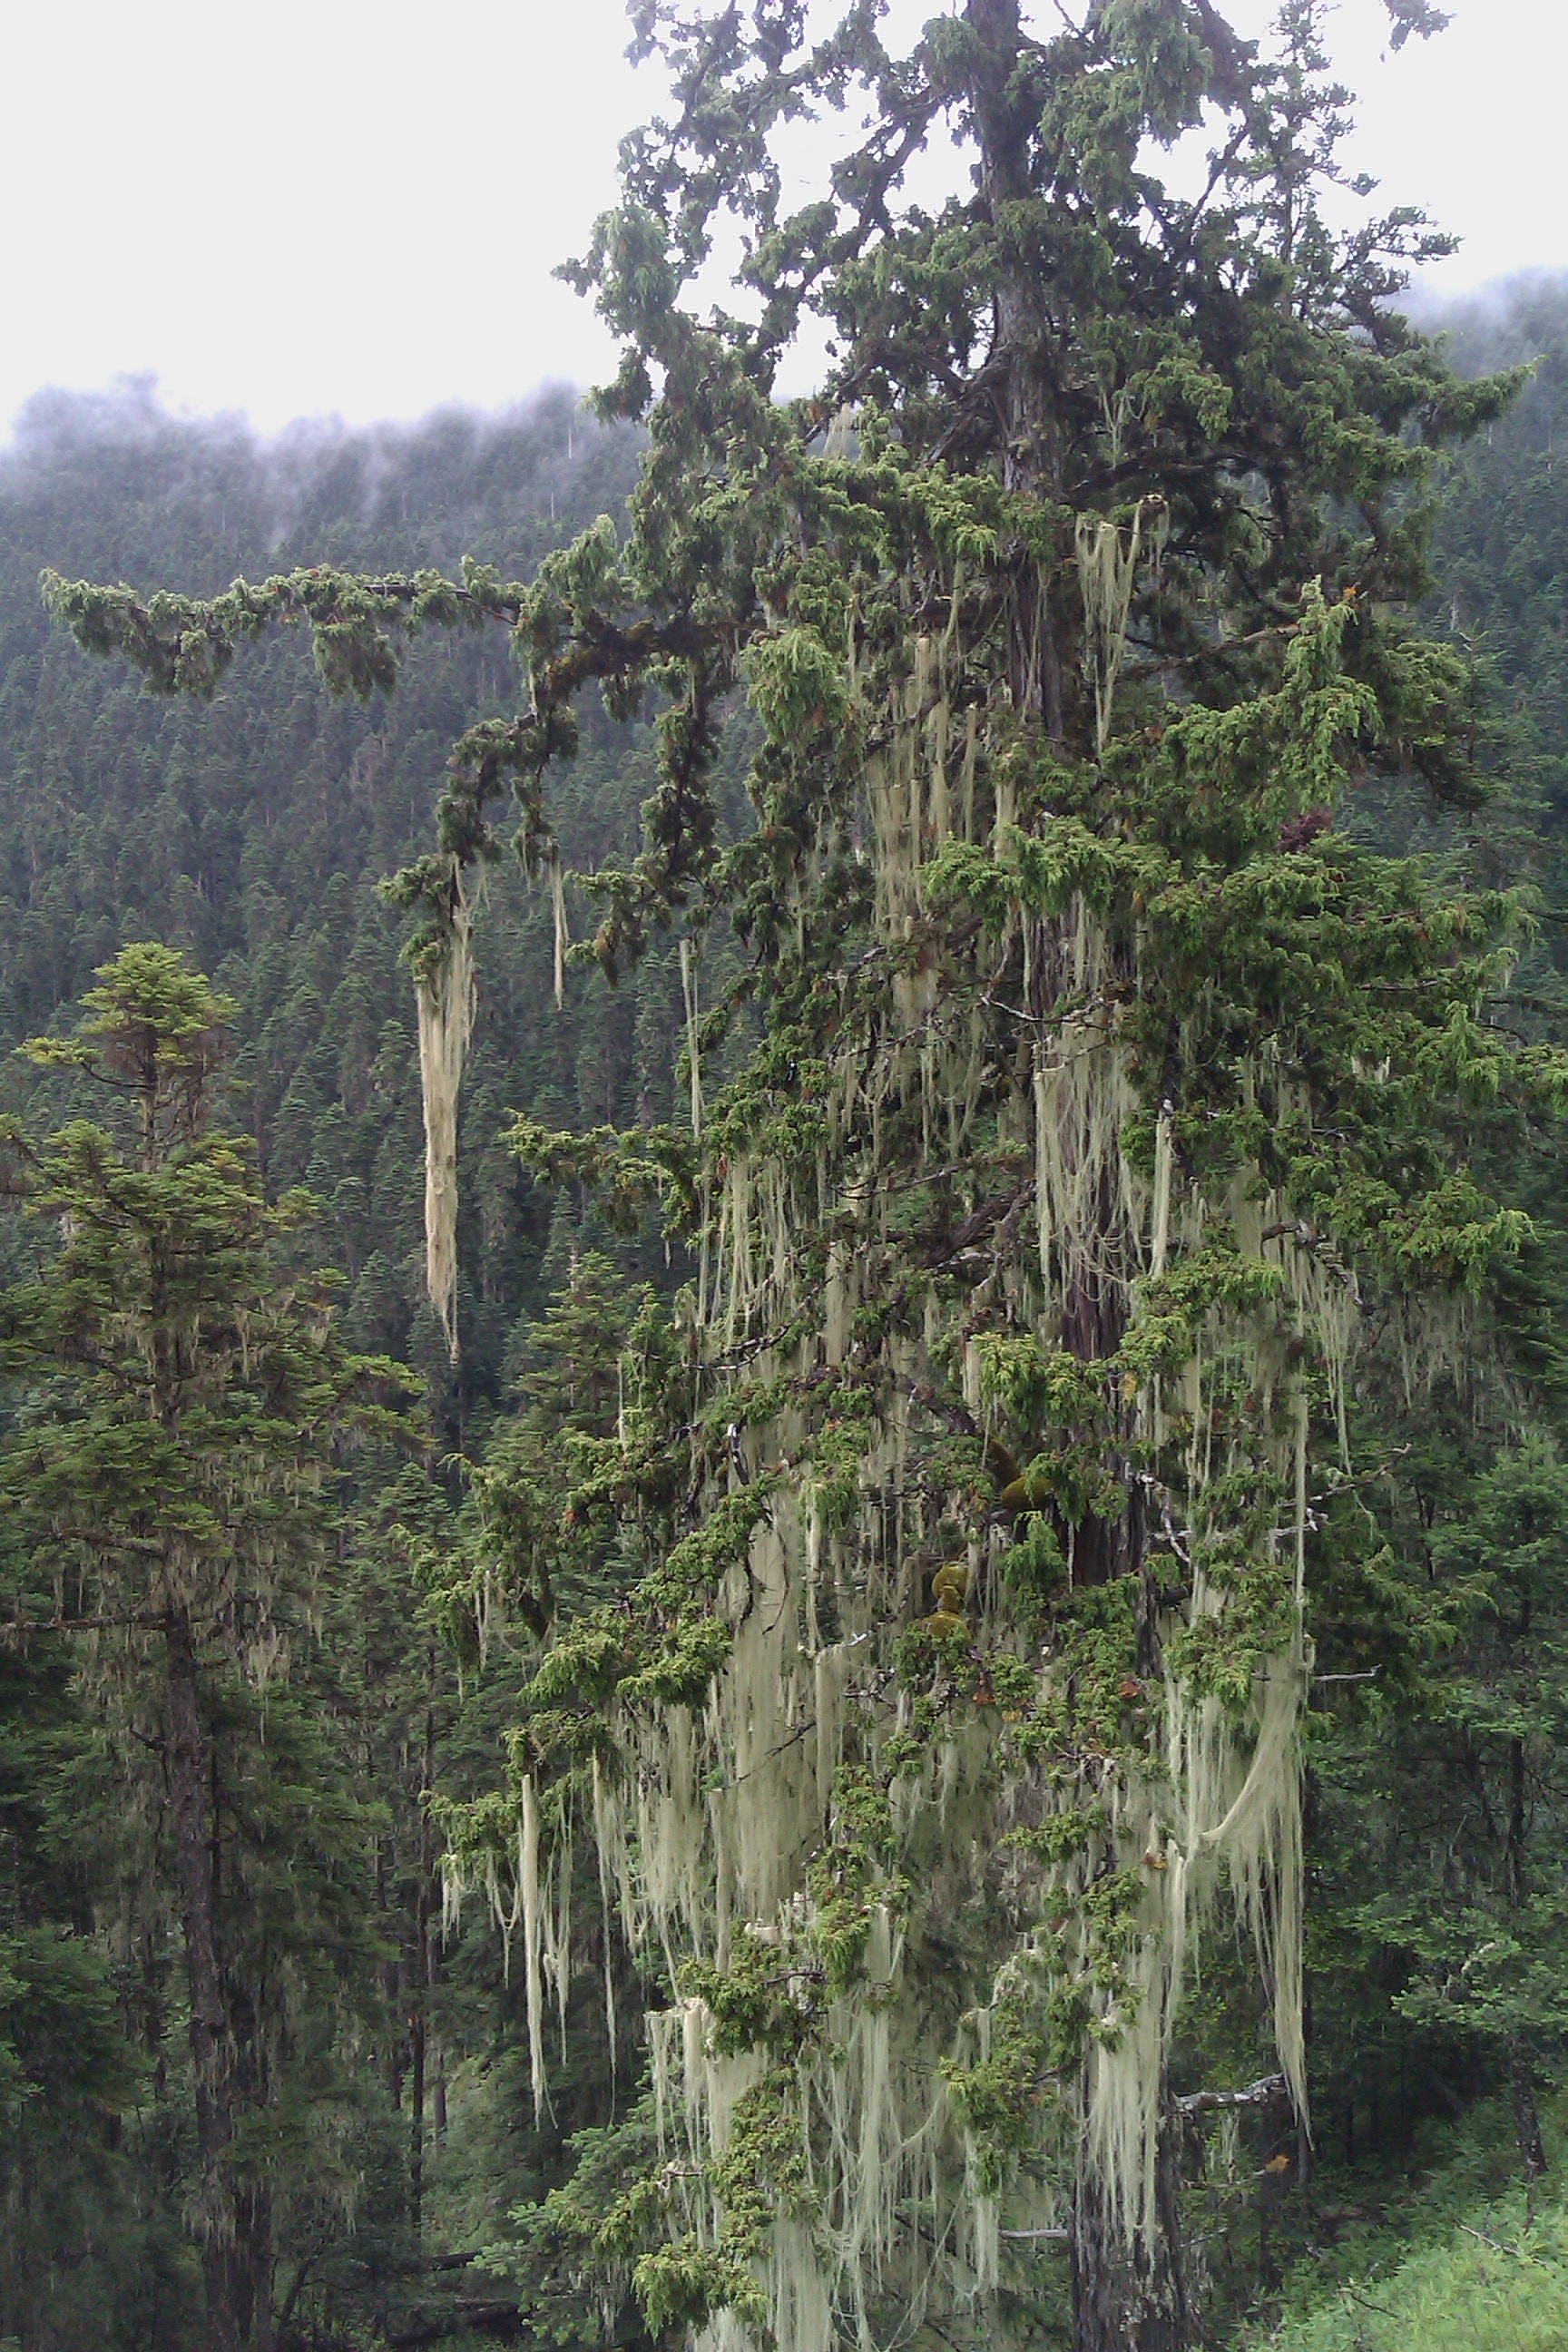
(0, 384), (680, 1411)
(7, 33), (1568, 2343)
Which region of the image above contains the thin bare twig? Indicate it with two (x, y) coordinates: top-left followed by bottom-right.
(1455, 2220), (1564, 2269)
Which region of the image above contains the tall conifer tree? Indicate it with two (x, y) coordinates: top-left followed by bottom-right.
(0, 946), (410, 2350)
(46, 5), (1560, 2344)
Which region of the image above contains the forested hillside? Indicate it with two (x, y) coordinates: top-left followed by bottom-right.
(0, 384), (689, 1418)
(6, 16), (1568, 2348)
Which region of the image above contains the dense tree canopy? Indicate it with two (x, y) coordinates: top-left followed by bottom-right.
(9, 10), (1568, 2352)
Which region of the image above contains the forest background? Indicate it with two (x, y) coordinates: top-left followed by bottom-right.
(4, 250), (1568, 2347)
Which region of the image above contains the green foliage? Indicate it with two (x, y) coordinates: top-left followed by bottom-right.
(20, 34), (1568, 2352)
(1251, 2099), (1568, 2351)
(0, 948), (429, 2347)
(0, 386), (699, 1446)
(0, 393), (713, 2347)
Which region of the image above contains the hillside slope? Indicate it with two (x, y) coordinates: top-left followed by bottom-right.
(0, 382), (678, 1430)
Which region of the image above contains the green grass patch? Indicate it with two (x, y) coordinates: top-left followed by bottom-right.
(1247, 2100), (1568, 2350)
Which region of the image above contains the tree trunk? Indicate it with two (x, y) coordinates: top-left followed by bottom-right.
(1504, 1736), (1545, 2201)
(1506, 1732), (1529, 1910)
(247, 2182), (276, 2352)
(1511, 2039), (1546, 2203)
(165, 1609), (242, 2352)
(409, 1961), (426, 2238)
(966, 0), (1067, 736)
(377, 1832), (405, 2110)
(1072, 2112), (1191, 2352)
(409, 1699), (437, 2237)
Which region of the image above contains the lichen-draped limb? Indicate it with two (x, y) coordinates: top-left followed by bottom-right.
(1075, 500), (1168, 761)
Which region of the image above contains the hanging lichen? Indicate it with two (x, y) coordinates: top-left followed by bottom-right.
(445, 593), (1492, 2351)
(681, 936), (704, 1142)
(1074, 499), (1168, 760)
(414, 861), (476, 1366)
(549, 843), (571, 1011)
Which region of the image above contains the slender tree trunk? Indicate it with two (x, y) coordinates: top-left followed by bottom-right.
(1512, 2039), (1545, 2204)
(229, 2180), (275, 2352)
(409, 1699), (437, 2237)
(970, 0), (1177, 2284)
(378, 1833), (405, 2110)
(972, 10), (1187, 2331)
(1072, 2108), (1191, 2352)
(1505, 1736), (1545, 2203)
(1506, 1731), (1528, 1909)
(250, 2184), (275, 2352)
(165, 1609), (241, 2352)
(409, 1961), (426, 2237)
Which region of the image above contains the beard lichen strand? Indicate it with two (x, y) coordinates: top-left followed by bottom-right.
(682, 937), (704, 1142)
(549, 844), (570, 1011)
(414, 866), (476, 1366)
(520, 1773), (547, 2119)
(1028, 906), (1150, 1332)
(592, 1753), (622, 2085)
(1391, 1280), (1480, 1416)
(1150, 1108), (1174, 1284)
(1074, 502), (1169, 763)
(577, 1392), (1022, 2347)
(549, 1802), (576, 2067)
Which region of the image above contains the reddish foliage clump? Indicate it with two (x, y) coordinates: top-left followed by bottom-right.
(1278, 805), (1334, 852)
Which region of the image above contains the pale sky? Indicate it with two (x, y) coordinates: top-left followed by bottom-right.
(0, 0), (1558, 439)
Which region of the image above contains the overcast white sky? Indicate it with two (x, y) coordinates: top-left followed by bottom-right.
(0, 0), (1558, 439)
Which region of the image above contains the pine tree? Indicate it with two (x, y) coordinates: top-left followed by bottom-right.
(44, 5), (1563, 2344)
(1308, 1424), (1568, 2198)
(0, 945), (411, 2351)
(0, 1637), (167, 2346)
